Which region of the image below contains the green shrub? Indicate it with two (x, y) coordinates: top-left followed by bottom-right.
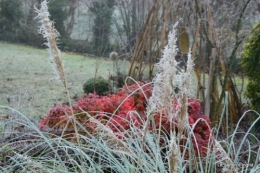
(241, 23), (260, 112)
(89, 0), (116, 54)
(83, 77), (109, 95)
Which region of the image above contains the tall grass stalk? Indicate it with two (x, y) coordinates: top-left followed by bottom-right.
(139, 20), (195, 173)
(135, 21), (180, 172)
(35, 0), (81, 156)
(35, 0), (66, 89)
(174, 49), (193, 136)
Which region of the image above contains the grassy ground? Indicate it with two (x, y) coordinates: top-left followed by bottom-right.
(0, 41), (248, 120)
(0, 42), (128, 118)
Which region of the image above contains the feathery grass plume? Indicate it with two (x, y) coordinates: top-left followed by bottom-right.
(35, 0), (66, 88)
(175, 51), (193, 135)
(168, 133), (180, 173)
(35, 0), (80, 147)
(167, 51), (193, 173)
(143, 21), (194, 173)
(145, 21), (180, 124)
(140, 21), (182, 173)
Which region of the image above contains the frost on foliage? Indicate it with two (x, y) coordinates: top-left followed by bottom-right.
(146, 22), (180, 116)
(175, 51), (194, 134)
(146, 21), (194, 117)
(176, 51), (194, 95)
(145, 20), (195, 137)
(35, 0), (66, 87)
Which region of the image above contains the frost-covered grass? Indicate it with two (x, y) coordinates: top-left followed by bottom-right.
(0, 105), (259, 173)
(0, 41), (120, 117)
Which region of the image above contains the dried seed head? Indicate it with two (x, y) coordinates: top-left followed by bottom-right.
(35, 0), (66, 87)
(146, 21), (180, 117)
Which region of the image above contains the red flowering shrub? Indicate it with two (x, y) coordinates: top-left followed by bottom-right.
(38, 81), (212, 158)
(38, 104), (72, 129)
(117, 81), (152, 116)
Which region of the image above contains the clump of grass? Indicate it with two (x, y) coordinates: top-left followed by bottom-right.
(1, 105), (260, 172)
(142, 20), (194, 172)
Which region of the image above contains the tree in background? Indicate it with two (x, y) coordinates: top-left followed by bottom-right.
(65, 0), (78, 37)
(48, 0), (69, 38)
(125, 0), (258, 129)
(113, 0), (154, 53)
(0, 0), (22, 40)
(89, 0), (116, 55)
(242, 23), (260, 112)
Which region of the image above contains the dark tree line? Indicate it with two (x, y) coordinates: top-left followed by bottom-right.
(0, 0), (155, 56)
(0, 0), (118, 55)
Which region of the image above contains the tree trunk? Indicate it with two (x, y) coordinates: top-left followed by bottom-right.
(66, 0), (78, 37)
(205, 48), (217, 117)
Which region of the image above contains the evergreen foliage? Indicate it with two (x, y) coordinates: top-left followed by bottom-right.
(48, 0), (68, 37)
(0, 0), (44, 46)
(83, 77), (109, 96)
(89, 0), (116, 55)
(0, 0), (23, 40)
(0, 0), (22, 31)
(241, 23), (260, 112)
(0, 0), (118, 56)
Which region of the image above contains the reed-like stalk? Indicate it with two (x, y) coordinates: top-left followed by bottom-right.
(137, 21), (183, 173)
(35, 0), (66, 88)
(168, 133), (180, 173)
(175, 51), (193, 136)
(35, 0), (80, 147)
(140, 20), (195, 172)
(144, 21), (180, 132)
